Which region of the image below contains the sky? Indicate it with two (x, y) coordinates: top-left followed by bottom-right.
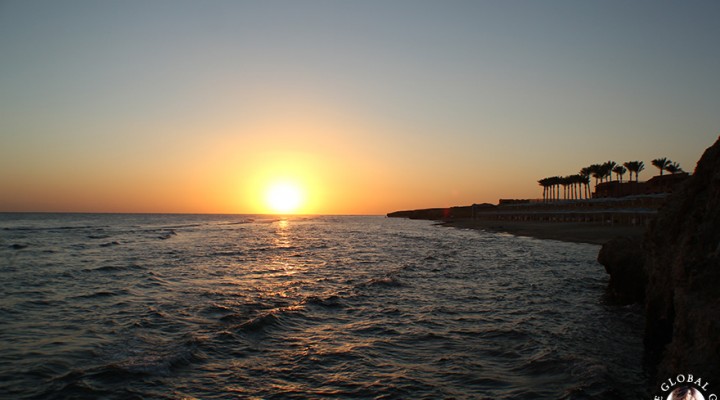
(1, 0), (719, 215)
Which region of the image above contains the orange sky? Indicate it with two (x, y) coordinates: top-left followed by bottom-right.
(1, 2), (719, 214)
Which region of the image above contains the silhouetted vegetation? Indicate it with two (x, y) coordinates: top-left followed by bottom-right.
(623, 161), (645, 183)
(539, 158), (682, 201)
(651, 157), (670, 176)
(664, 162), (683, 174)
(612, 165), (627, 182)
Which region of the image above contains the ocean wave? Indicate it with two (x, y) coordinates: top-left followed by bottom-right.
(102, 333), (204, 376)
(511, 347), (571, 376)
(359, 275), (403, 288)
(2, 225), (103, 232)
(233, 305), (305, 335)
(85, 263), (146, 273)
(236, 312), (281, 333)
(302, 294), (344, 308)
(218, 220), (252, 226)
(112, 343), (199, 376)
(156, 230), (176, 240)
(157, 223), (204, 229)
(213, 250), (246, 257)
(348, 323), (401, 337)
(70, 289), (129, 299)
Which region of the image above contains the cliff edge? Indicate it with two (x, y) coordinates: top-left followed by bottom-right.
(643, 136), (720, 380)
(597, 236), (646, 305)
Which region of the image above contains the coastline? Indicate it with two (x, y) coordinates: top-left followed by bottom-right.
(438, 219), (645, 245)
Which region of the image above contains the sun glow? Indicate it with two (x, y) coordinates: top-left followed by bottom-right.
(265, 181), (304, 214)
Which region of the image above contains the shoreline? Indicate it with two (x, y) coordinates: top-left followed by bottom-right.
(438, 219), (645, 245)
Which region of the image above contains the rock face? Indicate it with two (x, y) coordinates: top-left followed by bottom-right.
(643, 136), (720, 381)
(597, 236), (646, 305)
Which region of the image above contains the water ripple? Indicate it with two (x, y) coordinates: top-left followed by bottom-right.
(0, 214), (648, 399)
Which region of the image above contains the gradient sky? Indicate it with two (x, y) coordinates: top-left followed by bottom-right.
(1, 1), (719, 214)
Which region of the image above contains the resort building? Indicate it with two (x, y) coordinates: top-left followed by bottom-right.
(593, 173), (690, 198)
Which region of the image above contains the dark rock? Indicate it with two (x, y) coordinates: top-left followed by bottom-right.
(597, 236), (646, 304)
(643, 136), (720, 381)
(387, 205), (479, 220)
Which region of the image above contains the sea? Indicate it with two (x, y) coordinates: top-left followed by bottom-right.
(0, 213), (648, 399)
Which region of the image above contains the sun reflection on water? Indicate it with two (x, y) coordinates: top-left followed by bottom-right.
(272, 219), (296, 275)
(274, 219), (291, 248)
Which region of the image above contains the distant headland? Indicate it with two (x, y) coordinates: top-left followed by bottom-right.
(387, 156), (691, 244)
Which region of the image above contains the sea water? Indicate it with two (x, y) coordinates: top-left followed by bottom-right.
(0, 214), (647, 399)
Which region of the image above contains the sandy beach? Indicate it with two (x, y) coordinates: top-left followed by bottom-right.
(439, 219), (645, 245)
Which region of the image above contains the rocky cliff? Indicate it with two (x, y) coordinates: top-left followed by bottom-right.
(643, 136), (720, 380)
(597, 236), (646, 305)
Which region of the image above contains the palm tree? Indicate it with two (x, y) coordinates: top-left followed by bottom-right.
(588, 164), (603, 188)
(636, 161), (645, 182)
(566, 175), (579, 200)
(602, 161), (617, 182)
(652, 157), (670, 176)
(538, 178), (552, 202)
(579, 167), (591, 199)
(552, 176), (563, 201)
(544, 176), (556, 201)
(559, 176), (567, 200)
(568, 175), (579, 200)
(538, 179), (545, 202)
(612, 165), (627, 183)
(580, 174), (591, 199)
(665, 162), (683, 174)
(623, 161), (636, 182)
(623, 161), (645, 182)
(575, 174), (585, 199)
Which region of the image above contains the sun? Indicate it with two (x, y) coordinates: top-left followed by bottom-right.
(265, 181), (304, 214)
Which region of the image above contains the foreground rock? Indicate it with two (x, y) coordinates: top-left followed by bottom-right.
(597, 236), (645, 304)
(643, 136), (720, 381)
